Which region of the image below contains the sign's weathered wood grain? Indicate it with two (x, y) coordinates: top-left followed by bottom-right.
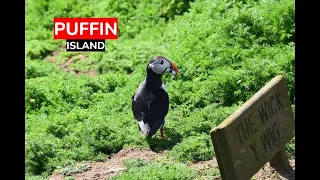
(210, 75), (295, 180)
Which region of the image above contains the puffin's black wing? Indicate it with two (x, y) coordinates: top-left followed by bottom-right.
(131, 85), (169, 137)
(131, 93), (142, 121)
(146, 89), (169, 137)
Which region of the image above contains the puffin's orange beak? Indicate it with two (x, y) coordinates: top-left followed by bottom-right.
(170, 61), (179, 74)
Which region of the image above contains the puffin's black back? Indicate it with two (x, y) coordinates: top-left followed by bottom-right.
(131, 60), (169, 137)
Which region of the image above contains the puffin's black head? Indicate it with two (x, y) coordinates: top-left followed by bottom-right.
(147, 56), (179, 77)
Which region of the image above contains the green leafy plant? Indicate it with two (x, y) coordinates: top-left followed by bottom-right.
(113, 158), (198, 180)
(55, 163), (89, 176)
(169, 134), (214, 163)
(26, 0), (295, 178)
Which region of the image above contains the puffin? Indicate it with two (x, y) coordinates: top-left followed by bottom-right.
(131, 56), (179, 139)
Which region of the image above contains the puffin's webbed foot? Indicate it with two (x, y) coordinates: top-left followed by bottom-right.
(160, 128), (166, 139)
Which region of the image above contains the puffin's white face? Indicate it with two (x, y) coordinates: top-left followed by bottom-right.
(148, 57), (179, 76)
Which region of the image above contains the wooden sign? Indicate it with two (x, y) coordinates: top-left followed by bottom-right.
(210, 75), (295, 180)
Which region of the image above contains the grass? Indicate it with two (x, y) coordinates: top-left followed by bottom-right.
(25, 0), (295, 179)
(113, 158), (219, 180)
(55, 163), (89, 176)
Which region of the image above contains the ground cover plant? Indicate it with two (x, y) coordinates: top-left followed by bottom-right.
(25, 0), (295, 179)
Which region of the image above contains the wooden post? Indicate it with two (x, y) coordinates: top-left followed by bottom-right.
(270, 148), (290, 170)
(209, 75), (295, 180)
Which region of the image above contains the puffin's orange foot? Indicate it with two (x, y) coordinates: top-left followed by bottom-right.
(159, 134), (166, 139)
(160, 129), (166, 139)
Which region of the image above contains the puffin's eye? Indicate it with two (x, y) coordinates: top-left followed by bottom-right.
(160, 60), (164, 65)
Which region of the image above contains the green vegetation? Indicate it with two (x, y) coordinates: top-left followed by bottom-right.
(114, 158), (198, 180)
(26, 0), (295, 179)
(55, 163), (89, 176)
(113, 158), (221, 180)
